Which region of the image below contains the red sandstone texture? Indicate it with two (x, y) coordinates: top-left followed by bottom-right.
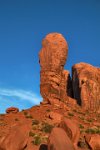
(0, 33), (100, 150)
(72, 62), (100, 112)
(48, 127), (75, 150)
(59, 118), (80, 148)
(85, 134), (100, 150)
(0, 123), (29, 150)
(39, 33), (73, 104)
(39, 33), (100, 113)
(6, 107), (19, 114)
(0, 104), (100, 150)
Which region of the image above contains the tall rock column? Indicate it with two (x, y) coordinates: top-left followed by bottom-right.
(39, 33), (72, 103)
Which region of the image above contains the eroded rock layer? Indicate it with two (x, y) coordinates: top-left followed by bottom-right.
(72, 62), (100, 112)
(39, 33), (72, 103)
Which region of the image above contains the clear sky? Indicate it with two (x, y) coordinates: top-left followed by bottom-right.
(0, 0), (100, 113)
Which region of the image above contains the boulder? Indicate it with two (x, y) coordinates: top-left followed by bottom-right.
(0, 124), (29, 150)
(48, 127), (75, 150)
(72, 62), (100, 111)
(6, 107), (19, 114)
(85, 134), (100, 150)
(59, 118), (80, 147)
(48, 111), (63, 123)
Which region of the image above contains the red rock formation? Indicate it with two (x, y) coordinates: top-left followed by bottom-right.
(59, 118), (80, 148)
(48, 111), (63, 123)
(72, 62), (100, 111)
(0, 123), (29, 150)
(6, 107), (19, 114)
(39, 33), (73, 103)
(48, 127), (75, 150)
(85, 134), (100, 150)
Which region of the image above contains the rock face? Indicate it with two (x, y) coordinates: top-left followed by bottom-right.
(48, 111), (63, 123)
(72, 62), (100, 111)
(39, 33), (73, 103)
(39, 33), (100, 112)
(48, 127), (75, 150)
(0, 124), (29, 150)
(6, 107), (19, 114)
(59, 118), (80, 148)
(85, 134), (100, 150)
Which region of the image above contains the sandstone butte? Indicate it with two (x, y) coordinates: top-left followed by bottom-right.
(0, 33), (99, 150)
(39, 33), (100, 112)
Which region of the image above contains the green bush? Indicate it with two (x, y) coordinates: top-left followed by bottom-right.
(32, 136), (41, 145)
(41, 122), (54, 133)
(85, 128), (100, 134)
(79, 124), (84, 129)
(29, 131), (35, 137)
(32, 119), (39, 125)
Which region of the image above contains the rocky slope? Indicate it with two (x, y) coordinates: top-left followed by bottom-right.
(0, 33), (99, 150)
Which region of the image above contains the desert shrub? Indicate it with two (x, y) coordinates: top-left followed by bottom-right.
(80, 129), (85, 134)
(32, 136), (41, 145)
(23, 111), (28, 115)
(79, 124), (84, 129)
(41, 136), (48, 143)
(32, 119), (39, 125)
(41, 122), (54, 133)
(29, 131), (35, 137)
(32, 125), (37, 130)
(46, 109), (51, 112)
(23, 111), (33, 119)
(87, 119), (93, 122)
(77, 111), (85, 115)
(85, 128), (100, 134)
(25, 115), (33, 119)
(68, 112), (74, 116)
(79, 116), (84, 120)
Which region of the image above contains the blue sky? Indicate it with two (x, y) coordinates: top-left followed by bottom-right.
(0, 0), (100, 113)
